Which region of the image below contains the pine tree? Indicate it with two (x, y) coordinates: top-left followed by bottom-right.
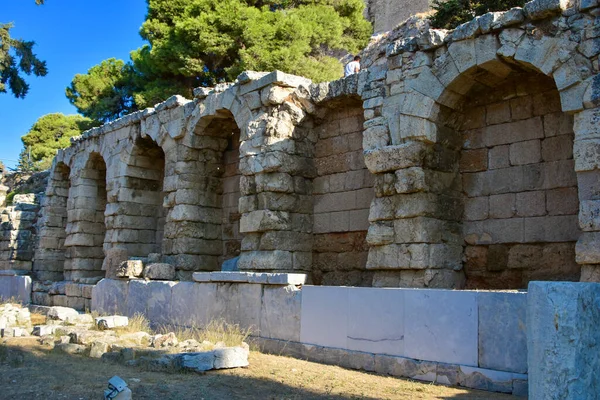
(67, 0), (372, 122)
(0, 1), (47, 98)
(19, 113), (98, 171)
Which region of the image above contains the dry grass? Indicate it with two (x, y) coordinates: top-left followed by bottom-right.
(113, 313), (151, 335)
(0, 337), (519, 400)
(30, 313), (46, 326)
(0, 296), (19, 306)
(157, 319), (251, 348)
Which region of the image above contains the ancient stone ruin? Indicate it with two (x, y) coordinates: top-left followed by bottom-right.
(16, 0), (597, 297)
(1, 0), (600, 397)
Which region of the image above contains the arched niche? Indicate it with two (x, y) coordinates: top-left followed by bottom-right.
(311, 95), (374, 286)
(64, 152), (107, 281)
(33, 162), (71, 281)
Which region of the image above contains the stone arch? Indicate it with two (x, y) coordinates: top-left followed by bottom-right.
(33, 161), (71, 282)
(367, 31), (589, 289)
(64, 152), (108, 281)
(106, 135), (167, 263)
(165, 108), (243, 276)
(311, 94), (374, 286)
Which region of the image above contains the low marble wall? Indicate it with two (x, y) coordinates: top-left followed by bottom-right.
(0, 274), (32, 304)
(92, 277), (527, 395)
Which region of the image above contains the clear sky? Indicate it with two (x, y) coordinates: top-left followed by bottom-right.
(0, 0), (148, 170)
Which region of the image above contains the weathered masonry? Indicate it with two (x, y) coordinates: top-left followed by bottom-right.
(0, 0), (595, 305)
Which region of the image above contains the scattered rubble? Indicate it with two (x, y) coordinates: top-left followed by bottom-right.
(2, 304), (250, 373)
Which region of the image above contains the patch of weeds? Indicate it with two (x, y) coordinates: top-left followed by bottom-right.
(157, 319), (251, 347)
(114, 313), (151, 336)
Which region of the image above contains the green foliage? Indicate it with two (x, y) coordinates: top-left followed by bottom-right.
(430, 0), (526, 29)
(0, 1), (47, 98)
(67, 0), (372, 122)
(19, 113), (98, 171)
(5, 191), (21, 205)
(65, 58), (140, 123)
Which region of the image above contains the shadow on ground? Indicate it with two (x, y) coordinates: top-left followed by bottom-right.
(0, 339), (519, 400)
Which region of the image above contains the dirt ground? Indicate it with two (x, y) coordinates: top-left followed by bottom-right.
(0, 337), (518, 400)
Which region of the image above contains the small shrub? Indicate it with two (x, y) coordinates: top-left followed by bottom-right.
(430, 0), (526, 29)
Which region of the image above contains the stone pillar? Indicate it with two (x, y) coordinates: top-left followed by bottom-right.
(574, 108), (600, 281)
(527, 281), (600, 399)
(237, 78), (314, 273)
(362, 63), (465, 288)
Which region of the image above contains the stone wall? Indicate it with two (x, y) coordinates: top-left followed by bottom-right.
(0, 194), (40, 274)
(312, 101), (374, 285)
(460, 72), (581, 288)
(92, 276), (528, 396)
(22, 0), (600, 295)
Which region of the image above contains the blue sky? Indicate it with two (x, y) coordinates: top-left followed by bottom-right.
(0, 0), (147, 170)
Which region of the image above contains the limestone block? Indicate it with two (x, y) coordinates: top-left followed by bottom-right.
(364, 142), (428, 174)
(300, 286), (348, 349)
(574, 138), (600, 171)
(576, 232), (600, 264)
(404, 290), (478, 366)
(458, 366), (514, 393)
(451, 18), (480, 42)
(103, 247), (128, 279)
(214, 283), (262, 330)
(95, 315), (129, 329)
(238, 250), (293, 270)
(524, 0), (569, 20)
(259, 285), (301, 341)
(528, 282), (600, 399)
(169, 281), (217, 326)
(32, 325), (57, 336)
(209, 272), (249, 283)
(559, 81), (587, 113)
(582, 76), (600, 109)
(47, 306), (80, 321)
(574, 108), (600, 140)
(239, 210), (291, 233)
(179, 352), (215, 372)
(144, 263), (175, 280)
(347, 287), (404, 356)
(478, 292), (527, 374)
(366, 223), (395, 246)
(363, 125), (390, 150)
(448, 39), (477, 73)
(116, 260), (143, 279)
(91, 279), (129, 315)
(374, 354), (436, 381)
(89, 341), (110, 358)
(579, 200), (600, 231)
(213, 346), (250, 369)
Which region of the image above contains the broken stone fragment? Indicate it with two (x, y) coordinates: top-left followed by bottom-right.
(47, 306), (79, 321)
(144, 263), (176, 280)
(95, 315), (129, 330)
(116, 260), (144, 279)
(151, 332), (179, 348)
